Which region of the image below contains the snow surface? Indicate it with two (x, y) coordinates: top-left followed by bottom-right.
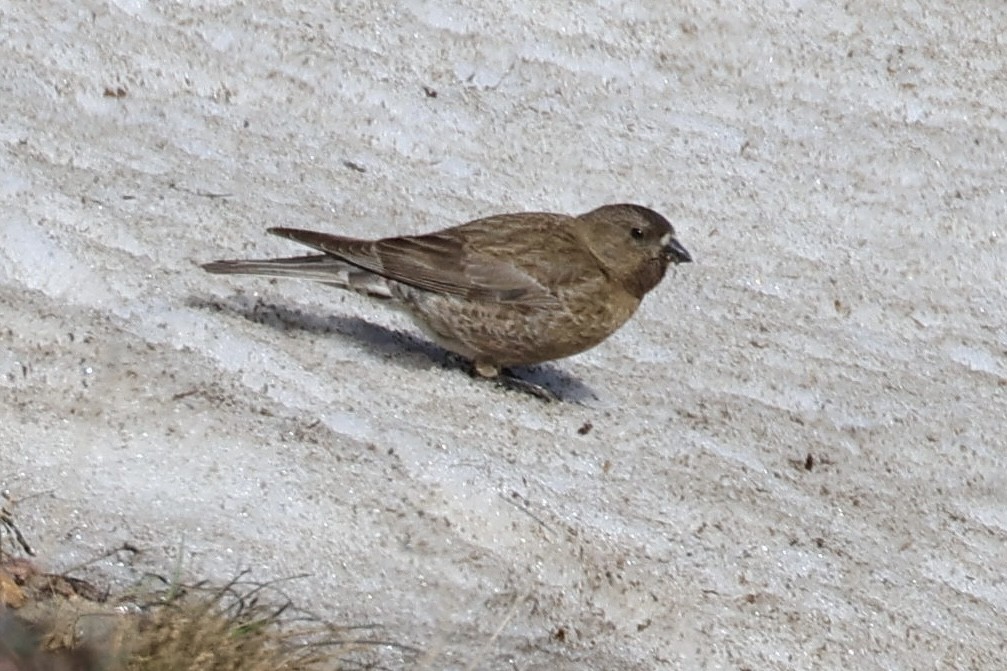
(2, 1), (1006, 669)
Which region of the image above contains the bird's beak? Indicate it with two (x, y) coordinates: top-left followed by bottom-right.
(663, 238), (692, 264)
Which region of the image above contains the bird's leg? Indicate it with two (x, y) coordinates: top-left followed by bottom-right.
(473, 362), (500, 378)
(495, 373), (559, 402)
(471, 362), (557, 402)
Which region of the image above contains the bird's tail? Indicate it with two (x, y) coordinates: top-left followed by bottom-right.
(203, 254), (345, 281)
(202, 255), (393, 299)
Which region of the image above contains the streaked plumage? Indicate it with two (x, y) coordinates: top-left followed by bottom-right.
(203, 204), (692, 397)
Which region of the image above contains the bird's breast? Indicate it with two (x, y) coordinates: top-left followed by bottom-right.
(390, 278), (641, 368)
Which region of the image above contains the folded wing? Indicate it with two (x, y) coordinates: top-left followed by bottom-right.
(269, 214), (589, 307)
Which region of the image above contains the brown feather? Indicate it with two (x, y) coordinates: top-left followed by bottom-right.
(205, 204), (692, 391)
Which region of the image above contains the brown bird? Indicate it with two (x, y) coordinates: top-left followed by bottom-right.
(202, 204), (692, 399)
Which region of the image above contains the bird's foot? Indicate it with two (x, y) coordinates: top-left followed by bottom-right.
(470, 361), (557, 401)
(495, 370), (559, 402)
(469, 361), (557, 401)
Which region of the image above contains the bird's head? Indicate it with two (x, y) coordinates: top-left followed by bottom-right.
(577, 204), (692, 298)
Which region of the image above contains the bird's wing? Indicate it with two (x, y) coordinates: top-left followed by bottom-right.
(269, 215), (588, 306)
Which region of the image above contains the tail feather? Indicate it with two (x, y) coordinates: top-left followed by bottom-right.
(202, 254), (346, 281)
(201, 255), (393, 299)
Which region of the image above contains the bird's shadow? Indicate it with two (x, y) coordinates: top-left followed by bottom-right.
(188, 292), (596, 403)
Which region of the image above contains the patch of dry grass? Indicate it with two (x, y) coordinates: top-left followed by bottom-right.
(1, 504), (413, 670)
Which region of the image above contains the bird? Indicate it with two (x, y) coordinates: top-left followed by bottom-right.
(202, 204), (692, 399)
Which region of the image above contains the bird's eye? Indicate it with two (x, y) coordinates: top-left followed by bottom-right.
(630, 227), (644, 240)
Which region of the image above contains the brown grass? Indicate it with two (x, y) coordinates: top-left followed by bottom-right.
(1, 511), (413, 671)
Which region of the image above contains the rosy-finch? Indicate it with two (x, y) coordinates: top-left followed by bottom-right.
(203, 204), (691, 398)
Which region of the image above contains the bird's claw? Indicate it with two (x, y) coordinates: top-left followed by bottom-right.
(494, 372), (559, 402)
